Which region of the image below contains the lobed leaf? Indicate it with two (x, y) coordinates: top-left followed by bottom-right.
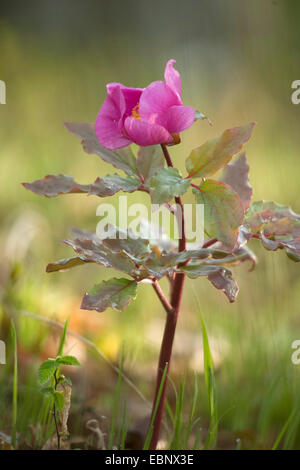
(204, 245), (257, 271)
(141, 248), (212, 279)
(186, 123), (255, 178)
(101, 225), (151, 259)
(66, 226), (151, 265)
(46, 256), (91, 273)
(22, 174), (90, 198)
(63, 238), (136, 274)
(131, 219), (176, 252)
(49, 227), (154, 279)
(69, 227), (100, 242)
(23, 172), (141, 199)
(136, 145), (165, 183)
(207, 268), (239, 303)
(64, 122), (138, 176)
(81, 277), (138, 313)
(143, 253), (175, 279)
(219, 153), (252, 210)
(193, 179), (244, 249)
(243, 200), (300, 261)
(180, 264), (239, 302)
(150, 167), (191, 204)
(89, 174), (140, 197)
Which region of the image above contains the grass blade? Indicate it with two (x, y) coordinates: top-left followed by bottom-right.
(11, 319), (18, 449)
(170, 378), (185, 449)
(165, 399), (175, 427)
(119, 399), (130, 450)
(57, 317), (69, 356)
(200, 315), (218, 449)
(282, 407), (300, 450)
(193, 425), (203, 450)
(183, 373), (199, 448)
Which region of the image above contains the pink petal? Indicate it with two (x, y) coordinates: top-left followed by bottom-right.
(124, 116), (172, 146)
(139, 81), (181, 122)
(106, 83), (143, 122)
(95, 92), (131, 150)
(121, 86), (143, 118)
(164, 59), (182, 101)
(160, 105), (195, 134)
(106, 83), (126, 119)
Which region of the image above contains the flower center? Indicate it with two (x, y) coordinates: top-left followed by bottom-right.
(131, 103), (141, 120)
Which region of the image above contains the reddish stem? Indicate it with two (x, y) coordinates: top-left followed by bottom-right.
(152, 280), (174, 315)
(202, 238), (218, 249)
(148, 145), (186, 450)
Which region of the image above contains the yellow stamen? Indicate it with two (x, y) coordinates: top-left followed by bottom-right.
(131, 103), (141, 120)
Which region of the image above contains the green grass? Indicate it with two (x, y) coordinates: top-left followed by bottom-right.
(10, 319), (18, 448)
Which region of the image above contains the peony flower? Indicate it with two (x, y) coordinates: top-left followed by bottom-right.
(95, 59), (195, 149)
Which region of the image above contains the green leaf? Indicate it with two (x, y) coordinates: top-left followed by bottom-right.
(46, 256), (91, 273)
(53, 391), (65, 412)
(136, 145), (165, 183)
(193, 179), (244, 249)
(64, 122), (138, 176)
(186, 123), (255, 178)
(89, 174), (140, 197)
(81, 278), (138, 313)
(23, 173), (140, 199)
(180, 264), (239, 302)
(203, 245), (257, 271)
(131, 219), (176, 252)
(63, 227), (153, 279)
(219, 153), (252, 210)
(101, 225), (151, 259)
(150, 167), (191, 204)
(38, 359), (58, 385)
(56, 355), (80, 366)
(23, 174), (90, 197)
(243, 200), (300, 261)
(180, 264), (226, 278)
(70, 227), (101, 242)
(144, 249), (211, 276)
(245, 200), (300, 229)
(64, 238), (136, 274)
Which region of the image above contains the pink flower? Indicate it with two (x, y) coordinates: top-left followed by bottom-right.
(95, 60), (195, 149)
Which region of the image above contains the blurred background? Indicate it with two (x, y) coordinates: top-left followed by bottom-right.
(1, 0), (300, 449)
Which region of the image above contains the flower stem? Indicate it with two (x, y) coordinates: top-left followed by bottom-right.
(148, 145), (186, 450)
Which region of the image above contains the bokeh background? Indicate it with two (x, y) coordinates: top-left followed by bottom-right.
(1, 0), (300, 449)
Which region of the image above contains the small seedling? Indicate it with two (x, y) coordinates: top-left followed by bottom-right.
(37, 319), (80, 449)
